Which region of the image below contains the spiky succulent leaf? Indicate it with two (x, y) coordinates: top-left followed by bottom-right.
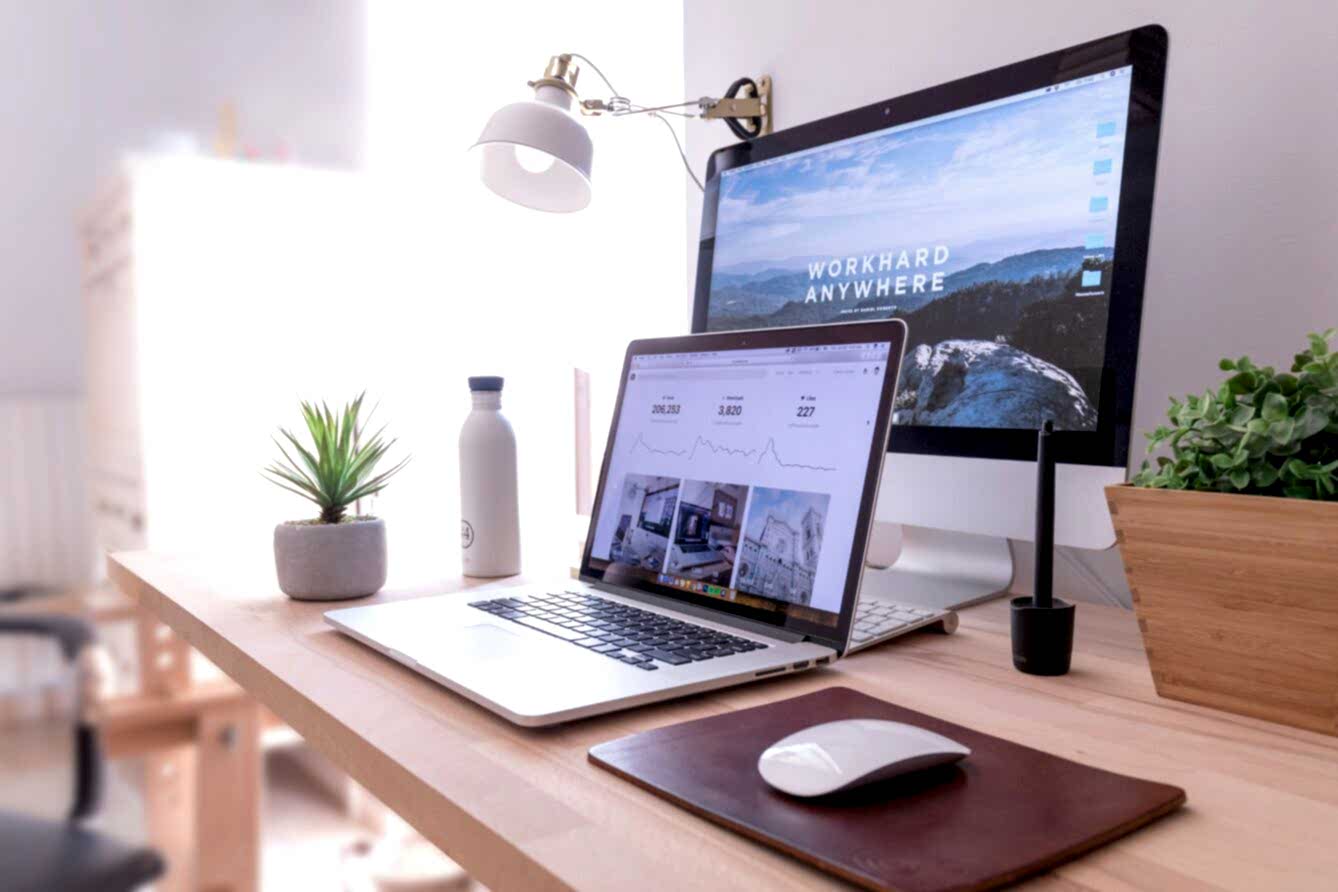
(262, 392), (410, 522)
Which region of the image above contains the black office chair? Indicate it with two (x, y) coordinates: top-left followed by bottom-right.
(0, 608), (165, 892)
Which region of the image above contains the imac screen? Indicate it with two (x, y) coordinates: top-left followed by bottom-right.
(703, 67), (1134, 432)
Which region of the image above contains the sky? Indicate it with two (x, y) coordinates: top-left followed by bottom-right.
(711, 71), (1132, 273)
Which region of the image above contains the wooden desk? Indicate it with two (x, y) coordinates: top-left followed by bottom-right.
(109, 551), (1338, 892)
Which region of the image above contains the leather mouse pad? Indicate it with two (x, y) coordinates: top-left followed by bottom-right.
(589, 687), (1185, 891)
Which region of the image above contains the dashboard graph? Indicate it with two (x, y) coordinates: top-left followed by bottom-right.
(628, 432), (837, 472)
(586, 341), (892, 616)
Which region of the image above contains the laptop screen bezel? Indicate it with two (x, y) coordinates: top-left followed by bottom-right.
(578, 320), (907, 654)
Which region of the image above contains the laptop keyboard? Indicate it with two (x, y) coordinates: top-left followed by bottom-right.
(469, 590), (769, 670)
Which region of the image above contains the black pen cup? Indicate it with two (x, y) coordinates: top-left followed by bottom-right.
(1010, 596), (1075, 676)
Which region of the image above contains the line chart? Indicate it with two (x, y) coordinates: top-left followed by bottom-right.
(628, 432), (836, 472)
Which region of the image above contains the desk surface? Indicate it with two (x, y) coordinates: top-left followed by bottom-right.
(109, 551), (1338, 892)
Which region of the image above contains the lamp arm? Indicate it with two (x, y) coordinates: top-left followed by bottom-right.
(565, 53), (624, 100)
(577, 98), (704, 192)
(647, 111), (705, 193)
(541, 53), (770, 192)
(561, 51), (771, 129)
(586, 99), (700, 117)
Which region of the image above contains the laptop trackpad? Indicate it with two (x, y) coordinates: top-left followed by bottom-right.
(452, 623), (529, 661)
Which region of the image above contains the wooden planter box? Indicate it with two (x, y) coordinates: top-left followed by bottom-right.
(1106, 484), (1338, 736)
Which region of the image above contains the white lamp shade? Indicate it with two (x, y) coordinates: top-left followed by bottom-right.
(472, 86), (593, 213)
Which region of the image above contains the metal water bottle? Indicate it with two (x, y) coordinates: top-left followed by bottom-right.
(459, 376), (521, 577)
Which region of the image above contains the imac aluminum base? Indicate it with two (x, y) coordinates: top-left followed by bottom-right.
(860, 524), (1015, 613)
(861, 453), (1124, 612)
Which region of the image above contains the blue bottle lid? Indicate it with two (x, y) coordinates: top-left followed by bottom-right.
(468, 376), (504, 392)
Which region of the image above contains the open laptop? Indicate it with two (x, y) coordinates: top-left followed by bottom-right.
(326, 320), (954, 726)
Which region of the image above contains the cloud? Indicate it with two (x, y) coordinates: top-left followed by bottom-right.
(713, 77), (1131, 267)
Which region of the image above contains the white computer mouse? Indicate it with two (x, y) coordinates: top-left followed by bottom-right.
(757, 719), (971, 798)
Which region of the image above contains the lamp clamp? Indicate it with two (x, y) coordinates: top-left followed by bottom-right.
(699, 75), (772, 137)
(579, 97), (632, 115)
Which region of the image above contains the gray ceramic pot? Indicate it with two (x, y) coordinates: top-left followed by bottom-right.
(273, 518), (387, 601)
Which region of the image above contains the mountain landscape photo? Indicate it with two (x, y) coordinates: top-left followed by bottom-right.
(710, 250), (1112, 430)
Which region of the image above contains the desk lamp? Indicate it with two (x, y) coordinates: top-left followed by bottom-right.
(471, 53), (772, 211)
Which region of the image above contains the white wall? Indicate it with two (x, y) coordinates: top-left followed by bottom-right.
(0, 0), (365, 397)
(684, 0), (1338, 605)
(2, 2), (686, 589)
(59, 4), (687, 587)
(362, 2), (686, 576)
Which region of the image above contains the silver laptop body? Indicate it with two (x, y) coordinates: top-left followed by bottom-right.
(327, 321), (909, 726)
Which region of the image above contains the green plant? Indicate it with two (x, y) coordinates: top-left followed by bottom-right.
(263, 393), (410, 523)
(1132, 330), (1338, 499)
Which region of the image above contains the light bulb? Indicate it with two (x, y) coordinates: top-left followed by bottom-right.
(513, 145), (556, 174)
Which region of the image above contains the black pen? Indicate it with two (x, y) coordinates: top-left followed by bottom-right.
(1033, 420), (1055, 609)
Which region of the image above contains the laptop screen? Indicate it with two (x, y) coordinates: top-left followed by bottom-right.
(582, 324), (902, 644)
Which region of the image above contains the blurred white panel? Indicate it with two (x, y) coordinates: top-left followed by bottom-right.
(0, 396), (92, 588)
(9, 4), (689, 604)
(113, 6), (687, 586)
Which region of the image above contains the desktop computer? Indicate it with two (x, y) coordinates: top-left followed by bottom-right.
(692, 25), (1168, 609)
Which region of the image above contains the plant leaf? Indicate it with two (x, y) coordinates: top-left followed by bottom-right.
(1252, 463), (1279, 488)
(1133, 331), (1338, 500)
(1260, 392), (1288, 423)
(263, 393), (410, 518)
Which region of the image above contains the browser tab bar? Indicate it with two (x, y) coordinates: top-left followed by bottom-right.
(631, 342), (889, 371)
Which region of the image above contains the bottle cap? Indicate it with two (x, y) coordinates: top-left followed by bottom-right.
(468, 376), (504, 392)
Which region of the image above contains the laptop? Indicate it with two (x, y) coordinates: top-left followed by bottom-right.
(326, 320), (954, 726)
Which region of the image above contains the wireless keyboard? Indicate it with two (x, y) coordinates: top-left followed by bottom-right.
(847, 598), (958, 652)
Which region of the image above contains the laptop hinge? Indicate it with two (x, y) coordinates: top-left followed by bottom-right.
(583, 579), (808, 645)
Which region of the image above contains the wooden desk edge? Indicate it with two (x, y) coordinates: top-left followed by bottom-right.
(107, 552), (574, 892)
(106, 551), (1338, 892)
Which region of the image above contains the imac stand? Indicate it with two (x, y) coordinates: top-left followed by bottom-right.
(859, 524), (1014, 613)
(858, 453), (1123, 612)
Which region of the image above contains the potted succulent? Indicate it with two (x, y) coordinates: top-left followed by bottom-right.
(264, 394), (409, 601)
(1107, 329), (1338, 735)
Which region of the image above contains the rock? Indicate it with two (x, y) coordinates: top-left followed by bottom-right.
(894, 340), (1097, 430)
